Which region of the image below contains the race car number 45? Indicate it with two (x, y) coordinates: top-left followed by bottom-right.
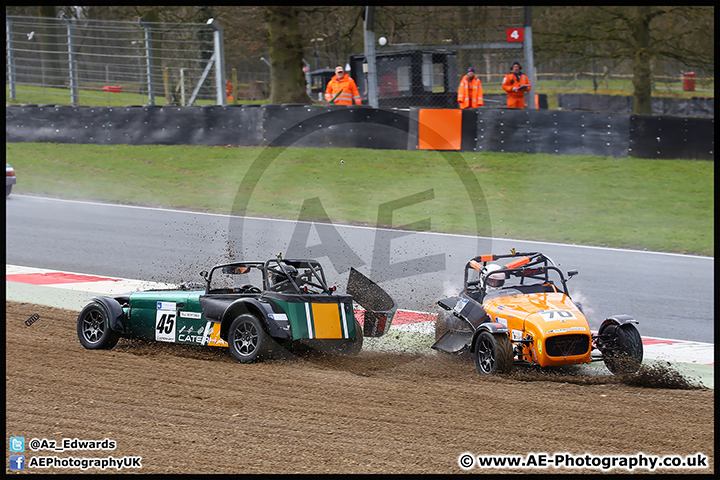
(155, 311), (176, 342)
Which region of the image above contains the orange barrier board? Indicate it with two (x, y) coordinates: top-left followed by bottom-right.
(418, 109), (462, 150)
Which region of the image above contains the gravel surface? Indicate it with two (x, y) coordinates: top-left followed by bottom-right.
(6, 302), (714, 474)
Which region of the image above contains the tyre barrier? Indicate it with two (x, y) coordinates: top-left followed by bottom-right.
(6, 104), (713, 159)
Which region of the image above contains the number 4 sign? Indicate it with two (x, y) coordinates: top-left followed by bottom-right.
(506, 28), (524, 42)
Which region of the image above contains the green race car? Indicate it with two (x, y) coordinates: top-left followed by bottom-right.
(77, 256), (397, 363)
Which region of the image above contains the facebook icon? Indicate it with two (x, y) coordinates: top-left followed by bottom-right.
(10, 454), (25, 471)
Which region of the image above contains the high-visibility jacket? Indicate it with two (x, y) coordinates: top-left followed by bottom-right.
(457, 75), (483, 109)
(325, 74), (362, 105)
(502, 72), (531, 109)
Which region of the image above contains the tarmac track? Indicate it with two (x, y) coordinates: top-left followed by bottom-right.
(4, 195), (714, 342)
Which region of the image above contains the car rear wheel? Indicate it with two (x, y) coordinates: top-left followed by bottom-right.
(77, 303), (120, 350)
(228, 314), (266, 363)
(474, 331), (513, 375)
(6, 185), (12, 197)
(600, 323), (643, 374)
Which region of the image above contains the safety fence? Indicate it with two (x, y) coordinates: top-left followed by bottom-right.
(7, 14), (714, 110)
(535, 72), (714, 94)
(6, 14), (228, 107)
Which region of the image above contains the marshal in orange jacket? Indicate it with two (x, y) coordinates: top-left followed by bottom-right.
(502, 71), (532, 109)
(457, 75), (484, 109)
(325, 73), (362, 105)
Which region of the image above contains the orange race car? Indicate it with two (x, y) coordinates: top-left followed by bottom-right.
(432, 250), (643, 375)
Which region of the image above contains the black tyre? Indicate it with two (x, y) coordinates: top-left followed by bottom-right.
(77, 303), (120, 350)
(474, 331), (513, 375)
(6, 185), (12, 197)
(601, 323), (644, 375)
(227, 314), (266, 363)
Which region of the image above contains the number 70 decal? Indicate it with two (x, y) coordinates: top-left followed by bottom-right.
(538, 310), (576, 321)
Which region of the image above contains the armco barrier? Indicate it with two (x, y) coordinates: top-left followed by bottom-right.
(5, 104), (264, 146)
(259, 104), (408, 149)
(629, 115), (715, 160)
(6, 104), (713, 159)
(407, 107), (711, 159)
(475, 109), (630, 158)
(5, 104), (408, 150)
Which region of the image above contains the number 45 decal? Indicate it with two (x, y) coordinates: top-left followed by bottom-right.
(538, 310), (576, 321)
(155, 311), (176, 342)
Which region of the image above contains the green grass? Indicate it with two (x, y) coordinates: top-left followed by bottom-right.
(5, 84), (267, 108)
(5, 143), (714, 256)
(9, 75), (713, 110)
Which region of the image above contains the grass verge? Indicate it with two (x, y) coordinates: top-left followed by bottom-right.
(5, 142), (713, 256)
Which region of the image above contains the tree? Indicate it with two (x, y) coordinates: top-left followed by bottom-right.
(534, 6), (714, 114)
(35, 6), (65, 88)
(264, 6), (312, 104)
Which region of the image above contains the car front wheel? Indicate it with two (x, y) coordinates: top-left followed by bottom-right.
(228, 314), (266, 363)
(77, 303), (120, 350)
(474, 331), (513, 375)
(600, 323), (643, 374)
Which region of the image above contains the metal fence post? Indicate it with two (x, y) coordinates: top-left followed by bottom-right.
(164, 66), (171, 105)
(207, 18), (226, 106)
(6, 16), (17, 102)
(231, 68), (237, 105)
(62, 14), (79, 106)
(105, 65), (110, 103)
(139, 17), (155, 106)
(523, 6), (536, 110)
(363, 6), (378, 108)
(180, 68), (186, 106)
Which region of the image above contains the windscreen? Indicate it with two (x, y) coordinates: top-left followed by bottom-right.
(210, 264), (265, 291)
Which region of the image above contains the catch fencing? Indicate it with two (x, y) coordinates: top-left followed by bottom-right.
(536, 72), (714, 95)
(7, 14), (714, 111)
(7, 12), (536, 110)
(6, 14), (229, 107)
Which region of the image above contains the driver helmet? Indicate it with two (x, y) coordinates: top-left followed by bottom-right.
(482, 264), (506, 289)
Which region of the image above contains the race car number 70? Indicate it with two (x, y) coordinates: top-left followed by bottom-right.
(538, 310), (576, 321)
